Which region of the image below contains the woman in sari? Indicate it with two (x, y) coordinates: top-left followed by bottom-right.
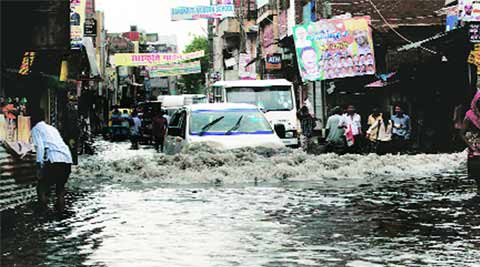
(461, 91), (480, 193)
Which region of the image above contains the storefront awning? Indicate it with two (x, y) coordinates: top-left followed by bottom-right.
(82, 37), (100, 77)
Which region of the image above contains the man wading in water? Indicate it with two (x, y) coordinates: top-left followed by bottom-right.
(31, 109), (73, 211)
(461, 91), (480, 193)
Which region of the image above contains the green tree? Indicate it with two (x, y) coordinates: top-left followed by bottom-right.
(179, 35), (211, 94)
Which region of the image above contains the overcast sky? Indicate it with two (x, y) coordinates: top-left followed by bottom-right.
(96, 0), (209, 51)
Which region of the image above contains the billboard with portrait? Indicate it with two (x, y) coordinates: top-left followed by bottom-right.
(293, 16), (375, 81)
(459, 0), (480, 21)
(70, 0), (86, 49)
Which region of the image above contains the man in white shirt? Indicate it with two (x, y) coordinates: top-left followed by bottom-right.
(340, 104), (363, 153)
(31, 109), (73, 211)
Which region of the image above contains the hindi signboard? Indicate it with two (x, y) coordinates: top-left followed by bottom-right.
(113, 51), (205, 66)
(293, 16), (375, 81)
(147, 61), (202, 78)
(171, 5), (235, 21)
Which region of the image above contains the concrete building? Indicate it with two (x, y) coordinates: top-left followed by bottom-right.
(213, 0), (258, 81)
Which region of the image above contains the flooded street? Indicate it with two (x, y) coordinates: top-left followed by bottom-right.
(2, 142), (480, 266)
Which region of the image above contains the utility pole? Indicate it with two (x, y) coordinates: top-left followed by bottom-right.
(208, 0), (214, 70)
(239, 0), (247, 53)
(207, 0), (214, 93)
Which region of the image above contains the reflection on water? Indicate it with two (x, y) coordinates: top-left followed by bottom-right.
(2, 171), (480, 266)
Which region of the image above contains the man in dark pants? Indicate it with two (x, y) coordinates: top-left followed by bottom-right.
(152, 110), (168, 152)
(31, 109), (73, 212)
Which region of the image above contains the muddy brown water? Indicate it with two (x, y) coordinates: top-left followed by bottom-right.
(2, 143), (479, 266)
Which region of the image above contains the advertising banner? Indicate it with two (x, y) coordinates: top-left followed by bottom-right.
(459, 0), (480, 21)
(147, 61), (202, 78)
(70, 0), (86, 49)
(279, 10), (288, 40)
(262, 23), (275, 57)
(171, 5), (235, 21)
(293, 16), (375, 81)
(113, 51), (204, 66)
(239, 53), (256, 80)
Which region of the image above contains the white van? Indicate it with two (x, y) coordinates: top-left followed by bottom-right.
(211, 79), (299, 147)
(164, 103), (284, 154)
(158, 94), (208, 117)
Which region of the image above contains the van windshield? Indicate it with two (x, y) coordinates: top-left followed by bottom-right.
(189, 109), (273, 136)
(225, 86), (293, 111)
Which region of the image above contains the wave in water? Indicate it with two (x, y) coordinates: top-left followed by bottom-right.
(72, 141), (466, 185)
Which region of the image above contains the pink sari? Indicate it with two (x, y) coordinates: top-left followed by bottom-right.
(465, 91), (480, 158)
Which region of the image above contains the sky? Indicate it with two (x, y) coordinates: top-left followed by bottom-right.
(96, 0), (209, 51)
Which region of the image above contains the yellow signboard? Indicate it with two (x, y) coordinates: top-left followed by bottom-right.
(113, 51), (205, 66)
(18, 52), (36, 75)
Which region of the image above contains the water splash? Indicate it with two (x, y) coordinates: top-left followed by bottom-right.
(73, 141), (466, 186)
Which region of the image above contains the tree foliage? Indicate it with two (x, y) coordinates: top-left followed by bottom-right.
(179, 36), (211, 94)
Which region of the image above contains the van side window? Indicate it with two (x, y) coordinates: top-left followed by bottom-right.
(168, 111), (186, 138)
(179, 111), (187, 138)
(169, 112), (182, 128)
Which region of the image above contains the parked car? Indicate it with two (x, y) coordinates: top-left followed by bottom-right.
(165, 103), (284, 154)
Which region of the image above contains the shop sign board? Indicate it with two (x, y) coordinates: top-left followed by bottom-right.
(18, 52), (36, 76)
(70, 0), (86, 49)
(470, 23), (480, 42)
(84, 17), (97, 37)
(171, 5), (235, 21)
(266, 54), (282, 70)
(113, 51), (204, 66)
(468, 44), (480, 74)
(293, 16), (376, 81)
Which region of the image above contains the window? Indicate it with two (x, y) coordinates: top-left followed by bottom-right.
(189, 109), (273, 135)
(226, 86), (294, 111)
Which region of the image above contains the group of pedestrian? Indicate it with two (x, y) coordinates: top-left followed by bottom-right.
(111, 107), (168, 152)
(324, 104), (411, 155)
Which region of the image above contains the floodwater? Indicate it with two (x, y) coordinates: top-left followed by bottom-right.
(2, 142), (480, 267)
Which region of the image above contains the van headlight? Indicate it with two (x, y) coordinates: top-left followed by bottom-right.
(285, 131), (294, 138)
